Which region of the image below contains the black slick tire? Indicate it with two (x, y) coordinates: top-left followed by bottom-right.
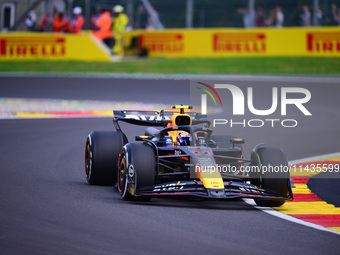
(117, 143), (156, 201)
(85, 131), (126, 186)
(253, 147), (290, 207)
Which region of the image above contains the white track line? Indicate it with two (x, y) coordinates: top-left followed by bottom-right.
(244, 151), (340, 236)
(243, 199), (340, 235)
(289, 152), (340, 165)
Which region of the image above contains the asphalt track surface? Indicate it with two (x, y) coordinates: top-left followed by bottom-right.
(309, 172), (340, 207)
(1, 76), (339, 255)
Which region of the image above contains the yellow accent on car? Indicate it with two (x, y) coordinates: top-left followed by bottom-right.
(171, 114), (192, 126)
(172, 105), (192, 109)
(199, 170), (224, 189)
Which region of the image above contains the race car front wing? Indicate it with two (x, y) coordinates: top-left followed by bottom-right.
(137, 180), (292, 201)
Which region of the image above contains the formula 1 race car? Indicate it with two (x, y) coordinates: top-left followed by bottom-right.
(85, 105), (293, 207)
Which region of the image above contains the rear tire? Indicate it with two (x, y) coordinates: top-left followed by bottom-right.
(117, 143), (156, 201)
(252, 147), (290, 207)
(85, 131), (127, 186)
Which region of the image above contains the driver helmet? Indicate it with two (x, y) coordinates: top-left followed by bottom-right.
(177, 132), (190, 146)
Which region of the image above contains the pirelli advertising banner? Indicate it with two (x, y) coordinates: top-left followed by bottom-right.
(125, 27), (340, 58)
(0, 32), (111, 61)
(1, 27), (339, 61)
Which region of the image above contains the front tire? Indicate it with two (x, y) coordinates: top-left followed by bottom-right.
(85, 131), (127, 186)
(252, 147), (290, 207)
(117, 143), (156, 201)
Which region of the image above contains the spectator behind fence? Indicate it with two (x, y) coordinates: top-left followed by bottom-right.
(275, 6), (284, 27)
(256, 5), (265, 27)
(265, 8), (274, 26)
(90, 7), (101, 30)
(238, 7), (252, 28)
(316, 7), (323, 26)
(38, 6), (57, 32)
(301, 5), (311, 26)
(53, 12), (69, 33)
(136, 5), (148, 29)
(331, 3), (340, 25)
(92, 8), (113, 49)
(25, 11), (37, 31)
(265, 6), (283, 27)
(112, 5), (129, 57)
(69, 6), (84, 34)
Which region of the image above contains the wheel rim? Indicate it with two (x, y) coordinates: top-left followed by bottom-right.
(85, 139), (92, 179)
(117, 153), (126, 194)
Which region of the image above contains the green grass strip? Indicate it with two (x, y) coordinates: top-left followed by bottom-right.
(1, 57), (340, 75)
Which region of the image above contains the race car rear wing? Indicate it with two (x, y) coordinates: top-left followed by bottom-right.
(113, 109), (210, 127)
(113, 110), (170, 127)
